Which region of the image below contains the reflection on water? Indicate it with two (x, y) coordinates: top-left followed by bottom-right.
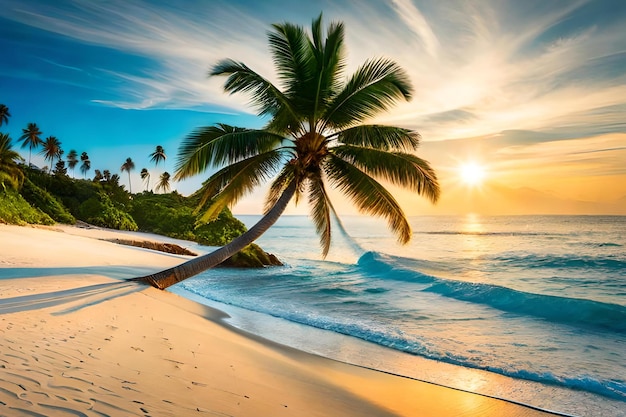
(461, 213), (488, 282)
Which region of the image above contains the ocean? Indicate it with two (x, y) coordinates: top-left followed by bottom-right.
(170, 215), (626, 417)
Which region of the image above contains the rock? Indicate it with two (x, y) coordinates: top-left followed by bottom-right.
(106, 239), (198, 256)
(218, 243), (283, 268)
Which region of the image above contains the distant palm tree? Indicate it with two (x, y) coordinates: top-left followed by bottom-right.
(19, 123), (43, 166)
(149, 145), (166, 166)
(131, 15), (439, 290)
(93, 169), (103, 182)
(140, 168), (150, 191)
(41, 136), (63, 167)
(67, 149), (78, 178)
(155, 171), (171, 193)
(0, 104), (10, 127)
(0, 133), (24, 190)
(120, 157), (135, 193)
(103, 169), (111, 182)
(109, 173), (121, 187)
(80, 152), (90, 179)
(53, 159), (67, 176)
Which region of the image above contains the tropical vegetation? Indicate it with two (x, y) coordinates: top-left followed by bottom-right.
(0, 104), (258, 258)
(132, 14), (439, 289)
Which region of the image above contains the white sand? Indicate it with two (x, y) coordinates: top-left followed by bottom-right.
(0, 224), (558, 416)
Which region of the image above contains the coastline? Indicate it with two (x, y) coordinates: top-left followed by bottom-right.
(0, 223), (561, 416)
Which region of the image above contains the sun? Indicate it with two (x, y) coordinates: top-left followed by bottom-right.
(458, 162), (486, 186)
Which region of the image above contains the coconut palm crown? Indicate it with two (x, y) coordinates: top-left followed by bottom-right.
(155, 171), (171, 193)
(120, 157), (135, 193)
(41, 136), (63, 167)
(131, 14), (439, 289)
(149, 145), (166, 166)
(67, 149), (78, 177)
(19, 122), (43, 166)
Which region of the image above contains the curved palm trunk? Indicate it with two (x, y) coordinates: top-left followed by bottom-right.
(128, 182), (296, 289)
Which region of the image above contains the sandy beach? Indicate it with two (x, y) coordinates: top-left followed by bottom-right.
(0, 224), (561, 416)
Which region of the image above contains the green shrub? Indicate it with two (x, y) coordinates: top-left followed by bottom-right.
(79, 192), (137, 231)
(130, 192), (247, 246)
(194, 210), (247, 246)
(21, 178), (76, 224)
(0, 188), (54, 225)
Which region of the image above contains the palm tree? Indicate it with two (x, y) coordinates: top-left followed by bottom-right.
(140, 168), (151, 191)
(80, 152), (90, 179)
(67, 149), (78, 178)
(149, 145), (166, 166)
(155, 171), (171, 193)
(93, 169), (103, 182)
(120, 157), (135, 193)
(131, 15), (439, 290)
(0, 133), (24, 190)
(0, 104), (10, 126)
(19, 123), (43, 166)
(41, 136), (62, 167)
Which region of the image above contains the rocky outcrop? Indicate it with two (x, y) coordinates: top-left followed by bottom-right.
(217, 243), (283, 268)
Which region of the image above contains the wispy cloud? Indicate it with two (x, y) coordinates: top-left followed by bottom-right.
(3, 0), (625, 142)
(389, 0), (440, 57)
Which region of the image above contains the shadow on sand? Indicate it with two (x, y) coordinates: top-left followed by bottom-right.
(0, 265), (163, 280)
(0, 280), (145, 316)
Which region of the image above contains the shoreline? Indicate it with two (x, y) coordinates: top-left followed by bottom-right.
(1, 223), (564, 416)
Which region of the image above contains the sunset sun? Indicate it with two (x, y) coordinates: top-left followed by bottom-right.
(459, 162), (486, 186)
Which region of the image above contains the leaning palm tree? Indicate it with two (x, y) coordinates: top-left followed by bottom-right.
(140, 168), (151, 191)
(0, 133), (24, 190)
(130, 15), (439, 290)
(19, 122), (43, 166)
(0, 104), (10, 127)
(67, 149), (78, 178)
(79, 152), (90, 179)
(149, 145), (166, 166)
(155, 171), (171, 193)
(40, 136), (62, 168)
(120, 157), (135, 193)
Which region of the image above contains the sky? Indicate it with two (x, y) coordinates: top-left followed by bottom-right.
(1, 0), (625, 216)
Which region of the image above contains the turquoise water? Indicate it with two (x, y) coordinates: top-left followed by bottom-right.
(175, 215), (626, 416)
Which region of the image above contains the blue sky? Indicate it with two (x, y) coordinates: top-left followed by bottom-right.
(1, 0), (625, 214)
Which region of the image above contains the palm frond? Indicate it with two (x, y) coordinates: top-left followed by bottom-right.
(265, 164), (297, 213)
(334, 125), (420, 151)
(325, 154), (412, 244)
(332, 146), (440, 203)
(174, 124), (284, 180)
(310, 19), (346, 129)
(306, 170), (333, 257)
(323, 58), (412, 130)
(211, 59), (297, 124)
(195, 150), (284, 222)
(269, 21), (314, 96)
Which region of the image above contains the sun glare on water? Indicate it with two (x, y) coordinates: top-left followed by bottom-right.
(459, 162), (486, 186)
